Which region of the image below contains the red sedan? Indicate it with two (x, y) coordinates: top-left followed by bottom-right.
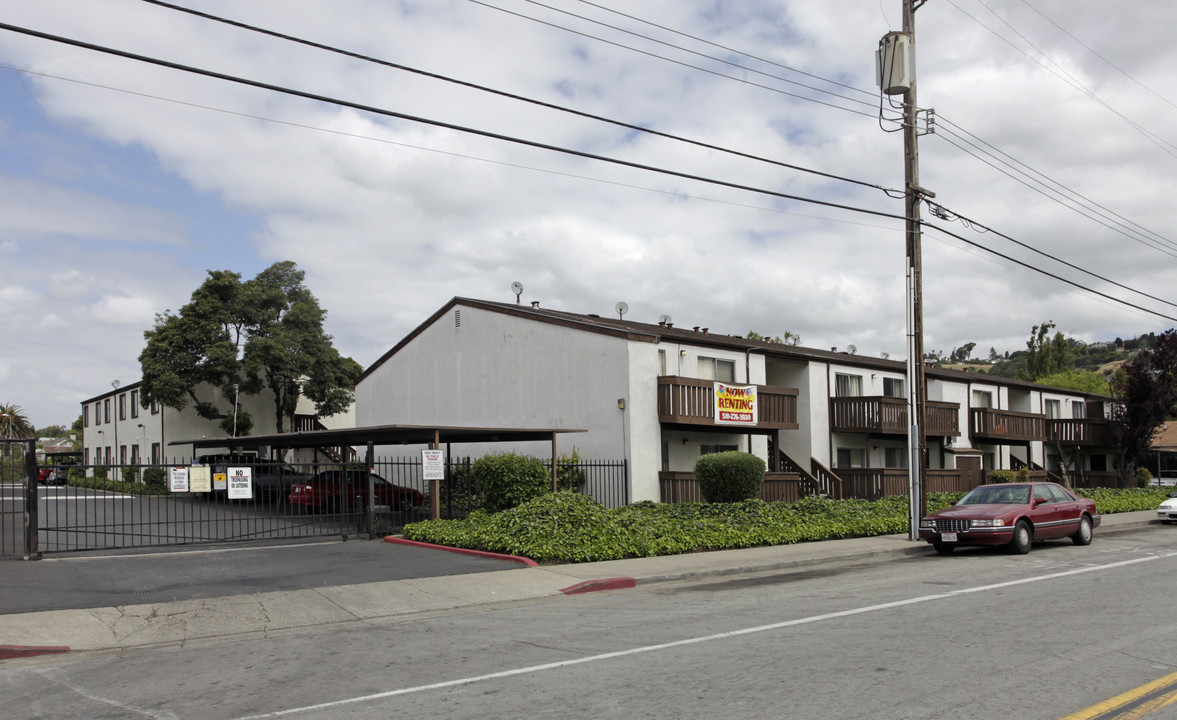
(289, 470), (424, 512)
(919, 481), (1100, 555)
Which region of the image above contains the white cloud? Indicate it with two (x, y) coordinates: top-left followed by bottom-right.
(0, 0), (1174, 426)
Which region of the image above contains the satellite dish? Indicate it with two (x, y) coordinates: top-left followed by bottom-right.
(881, 351), (891, 360)
(658, 314), (672, 325)
(847, 344), (858, 355)
(615, 301), (629, 319)
(789, 335), (801, 346)
(511, 281), (524, 304)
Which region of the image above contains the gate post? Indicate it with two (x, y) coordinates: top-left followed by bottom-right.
(23, 440), (40, 560)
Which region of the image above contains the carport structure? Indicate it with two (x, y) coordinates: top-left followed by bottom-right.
(176, 423), (587, 520)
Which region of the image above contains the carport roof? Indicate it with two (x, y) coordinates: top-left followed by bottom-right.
(172, 424), (586, 451)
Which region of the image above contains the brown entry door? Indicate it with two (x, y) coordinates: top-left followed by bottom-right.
(958, 456), (982, 488)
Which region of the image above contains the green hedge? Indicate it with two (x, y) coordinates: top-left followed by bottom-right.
(694, 451), (765, 503)
(401, 488), (1156, 564)
(473, 452), (550, 513)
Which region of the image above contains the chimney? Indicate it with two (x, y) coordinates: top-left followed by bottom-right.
(693, 326), (700, 332)
(531, 301), (540, 308)
(831, 347), (837, 352)
(702, 328), (709, 334)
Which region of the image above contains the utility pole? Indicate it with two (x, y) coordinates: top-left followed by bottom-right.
(880, 0), (932, 539)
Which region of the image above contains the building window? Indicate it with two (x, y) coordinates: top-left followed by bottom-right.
(883, 377), (905, 398)
(698, 357), (736, 383)
(835, 373), (863, 397)
(1044, 399), (1061, 419)
(94, 402), (101, 425)
(85, 448), (90, 465)
(658, 350), (667, 376)
(104, 447), (112, 466)
(701, 444), (739, 455)
(151, 443), (161, 464)
(119, 393), (126, 421)
(84, 405), (90, 428)
(972, 390), (993, 408)
(884, 447), (908, 468)
(130, 390), (139, 418)
(131, 445), (140, 464)
(836, 448), (865, 468)
(104, 399), (110, 423)
(120, 445), (127, 465)
(151, 400), (160, 415)
(1072, 401), (1086, 419)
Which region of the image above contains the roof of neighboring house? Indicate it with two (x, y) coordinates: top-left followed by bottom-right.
(358, 297), (1113, 400)
(1153, 423), (1177, 451)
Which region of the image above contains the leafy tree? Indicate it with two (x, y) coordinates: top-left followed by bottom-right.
(950, 342), (976, 363)
(1110, 329), (1177, 487)
(1023, 321), (1073, 380)
(140, 261), (361, 436)
(1035, 369), (1110, 395)
(988, 346), (999, 362)
(0, 403), (34, 438)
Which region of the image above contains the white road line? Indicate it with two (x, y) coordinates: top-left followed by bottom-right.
(234, 550), (1177, 720)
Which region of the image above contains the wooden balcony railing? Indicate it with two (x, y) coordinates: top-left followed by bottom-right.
(829, 397), (960, 436)
(1047, 418), (1112, 446)
(658, 471), (806, 503)
(970, 408), (1046, 443)
(657, 376), (798, 429)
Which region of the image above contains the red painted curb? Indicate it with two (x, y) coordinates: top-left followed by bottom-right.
(0, 645), (70, 660)
(383, 537), (539, 567)
(559, 578), (636, 595)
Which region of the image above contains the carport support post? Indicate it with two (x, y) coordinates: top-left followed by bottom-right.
(366, 442), (375, 540)
(431, 431), (441, 521)
(551, 432), (558, 493)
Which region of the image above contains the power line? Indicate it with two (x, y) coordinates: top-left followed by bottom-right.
(6, 16), (1174, 324)
(0, 20), (907, 224)
(467, 0), (887, 120)
(137, 0), (898, 196)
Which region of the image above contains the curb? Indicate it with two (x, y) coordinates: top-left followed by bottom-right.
(0, 645), (70, 660)
(560, 578), (637, 595)
(383, 536), (539, 567)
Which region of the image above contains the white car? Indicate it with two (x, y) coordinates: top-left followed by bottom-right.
(1157, 493), (1177, 524)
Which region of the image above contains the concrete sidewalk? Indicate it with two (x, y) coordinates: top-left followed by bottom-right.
(0, 511), (1158, 660)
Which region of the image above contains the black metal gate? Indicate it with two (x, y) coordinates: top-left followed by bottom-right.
(0, 454), (628, 558)
(1, 439), (36, 558)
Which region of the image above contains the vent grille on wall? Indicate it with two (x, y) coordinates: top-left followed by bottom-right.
(454, 309), (461, 327)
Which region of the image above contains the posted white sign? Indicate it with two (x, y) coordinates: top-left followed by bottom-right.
(422, 449), (445, 480)
(169, 467), (190, 493)
(189, 465), (212, 493)
(227, 466), (253, 500)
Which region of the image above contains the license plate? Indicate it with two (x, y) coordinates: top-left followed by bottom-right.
(941, 532), (958, 542)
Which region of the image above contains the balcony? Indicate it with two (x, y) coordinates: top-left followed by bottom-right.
(1047, 418), (1112, 446)
(657, 376), (798, 430)
(829, 396), (960, 437)
(970, 408), (1046, 444)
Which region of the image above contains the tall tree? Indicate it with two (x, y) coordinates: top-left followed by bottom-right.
(1111, 329), (1177, 486)
(0, 403), (34, 438)
(1023, 321), (1073, 380)
(139, 261), (360, 436)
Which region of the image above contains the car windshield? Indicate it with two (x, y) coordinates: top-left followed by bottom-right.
(958, 484), (1030, 505)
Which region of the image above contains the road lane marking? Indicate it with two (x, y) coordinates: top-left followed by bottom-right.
(234, 550), (1177, 720)
(1058, 670), (1177, 720)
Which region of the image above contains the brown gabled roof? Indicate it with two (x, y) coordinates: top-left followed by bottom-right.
(356, 297), (1112, 400)
(1153, 423), (1177, 450)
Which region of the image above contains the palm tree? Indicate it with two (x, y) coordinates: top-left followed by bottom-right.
(0, 403), (34, 461)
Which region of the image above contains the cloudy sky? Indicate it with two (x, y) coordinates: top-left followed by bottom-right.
(1, 0), (1175, 428)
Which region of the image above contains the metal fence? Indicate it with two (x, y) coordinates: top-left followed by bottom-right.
(1, 454), (629, 557)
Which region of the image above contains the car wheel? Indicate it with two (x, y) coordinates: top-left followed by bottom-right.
(1072, 515), (1093, 546)
(1010, 520), (1032, 554)
(933, 542), (955, 555)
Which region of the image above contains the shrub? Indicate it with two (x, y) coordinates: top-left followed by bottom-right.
(555, 447), (586, 492)
(472, 452), (550, 513)
(694, 451), (766, 503)
(988, 470), (1017, 483)
(121, 466), (140, 484)
(1136, 467), (1153, 488)
(142, 467), (167, 491)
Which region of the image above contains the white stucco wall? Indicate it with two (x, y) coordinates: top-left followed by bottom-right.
(356, 304), (640, 482)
